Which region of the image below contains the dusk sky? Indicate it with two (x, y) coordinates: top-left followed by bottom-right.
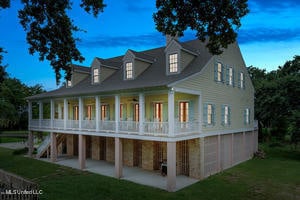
(0, 0), (299, 91)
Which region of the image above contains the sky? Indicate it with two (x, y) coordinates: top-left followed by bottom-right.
(0, 0), (299, 91)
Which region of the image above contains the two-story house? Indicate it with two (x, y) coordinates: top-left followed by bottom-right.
(27, 37), (258, 191)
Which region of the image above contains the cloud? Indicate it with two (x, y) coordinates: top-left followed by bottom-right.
(238, 27), (300, 44)
(78, 33), (166, 49)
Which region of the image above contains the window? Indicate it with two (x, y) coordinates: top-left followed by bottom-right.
(179, 102), (189, 122)
(101, 105), (109, 120)
(222, 105), (231, 126)
(169, 53), (178, 73)
(214, 62), (224, 82)
(133, 103), (139, 122)
(203, 103), (215, 126)
(125, 62), (133, 79)
(93, 68), (100, 84)
(244, 108), (250, 124)
(239, 72), (245, 89)
(154, 103), (163, 122)
(73, 106), (79, 120)
(226, 67), (234, 86)
(67, 79), (72, 87)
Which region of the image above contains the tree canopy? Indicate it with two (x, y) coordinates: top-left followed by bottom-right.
(153, 0), (249, 54)
(248, 56), (300, 147)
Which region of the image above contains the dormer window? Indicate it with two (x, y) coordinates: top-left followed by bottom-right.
(125, 62), (133, 79)
(169, 53), (178, 73)
(92, 67), (100, 84)
(66, 79), (72, 88)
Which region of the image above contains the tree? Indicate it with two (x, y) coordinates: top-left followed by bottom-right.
(248, 56), (300, 146)
(1, 0), (106, 85)
(154, 0), (249, 54)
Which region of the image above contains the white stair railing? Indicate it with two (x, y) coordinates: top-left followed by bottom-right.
(36, 135), (51, 158)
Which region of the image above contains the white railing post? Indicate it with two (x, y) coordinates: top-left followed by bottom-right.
(39, 101), (43, 128)
(168, 89), (175, 137)
(115, 95), (120, 133)
(64, 98), (68, 130)
(95, 96), (100, 131)
(50, 100), (54, 129)
(139, 93), (145, 134)
(198, 94), (202, 133)
(79, 97), (83, 130)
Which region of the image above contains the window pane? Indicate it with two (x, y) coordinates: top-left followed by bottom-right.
(169, 53), (178, 73)
(126, 62), (133, 79)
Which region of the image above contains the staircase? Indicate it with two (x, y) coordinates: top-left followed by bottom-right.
(36, 134), (66, 158)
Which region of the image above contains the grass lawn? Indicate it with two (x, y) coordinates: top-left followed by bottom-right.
(0, 144), (299, 200)
(0, 137), (25, 143)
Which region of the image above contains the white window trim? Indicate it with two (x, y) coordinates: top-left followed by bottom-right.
(92, 67), (100, 84)
(66, 76), (73, 88)
(124, 62), (134, 80)
(167, 51), (180, 75)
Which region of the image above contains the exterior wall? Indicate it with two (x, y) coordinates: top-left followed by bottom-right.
(123, 139), (134, 167)
(106, 137), (115, 163)
(181, 50), (195, 71)
(173, 43), (255, 133)
(142, 141), (154, 170)
(72, 71), (89, 86)
(220, 134), (232, 170)
(204, 136), (218, 177)
(188, 138), (201, 178)
(91, 136), (100, 160)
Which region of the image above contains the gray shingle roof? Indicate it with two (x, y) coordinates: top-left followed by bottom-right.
(27, 39), (213, 100)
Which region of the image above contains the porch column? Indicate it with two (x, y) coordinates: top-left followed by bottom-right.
(28, 131), (34, 157)
(168, 89), (175, 136)
(95, 96), (100, 131)
(115, 95), (120, 133)
(39, 101), (43, 128)
(115, 137), (123, 178)
(50, 132), (57, 162)
(78, 134), (86, 169)
(28, 101), (32, 128)
(64, 99), (68, 129)
(167, 141), (176, 192)
(199, 137), (205, 179)
(79, 97), (83, 130)
(50, 100), (54, 128)
(139, 93), (145, 134)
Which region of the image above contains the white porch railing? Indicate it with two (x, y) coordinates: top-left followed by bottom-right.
(100, 120), (115, 132)
(66, 120), (79, 130)
(53, 119), (64, 129)
(29, 119), (39, 128)
(36, 135), (51, 158)
(82, 120), (96, 130)
(143, 122), (168, 136)
(41, 119), (51, 128)
(175, 121), (200, 135)
(119, 121), (139, 133)
(29, 120), (200, 136)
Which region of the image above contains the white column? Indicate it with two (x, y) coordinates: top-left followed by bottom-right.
(64, 99), (68, 129)
(167, 141), (176, 192)
(28, 101), (32, 128)
(50, 100), (54, 129)
(78, 134), (86, 169)
(115, 137), (123, 178)
(39, 101), (43, 128)
(115, 95), (120, 133)
(168, 89), (175, 136)
(79, 97), (83, 130)
(50, 132), (57, 162)
(139, 93), (145, 134)
(95, 96), (100, 131)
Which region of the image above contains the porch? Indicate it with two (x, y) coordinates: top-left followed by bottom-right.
(40, 156), (199, 191)
(28, 89), (202, 138)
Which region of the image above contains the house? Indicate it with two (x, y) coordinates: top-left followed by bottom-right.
(26, 37), (258, 191)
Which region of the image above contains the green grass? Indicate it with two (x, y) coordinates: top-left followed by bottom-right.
(0, 144), (299, 200)
(0, 130), (29, 135)
(0, 137), (25, 143)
